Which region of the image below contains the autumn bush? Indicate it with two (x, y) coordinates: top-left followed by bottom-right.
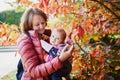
(0, 0), (120, 80)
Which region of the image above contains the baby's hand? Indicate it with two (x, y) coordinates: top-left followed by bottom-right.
(66, 29), (78, 44)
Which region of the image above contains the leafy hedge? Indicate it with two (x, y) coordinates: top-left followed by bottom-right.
(0, 10), (24, 26)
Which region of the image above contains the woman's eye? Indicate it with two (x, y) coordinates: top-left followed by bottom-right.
(35, 24), (39, 26)
(41, 22), (46, 25)
(41, 22), (45, 24)
(34, 22), (45, 26)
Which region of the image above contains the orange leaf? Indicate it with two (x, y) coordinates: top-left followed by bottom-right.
(85, 19), (92, 27)
(115, 66), (120, 70)
(0, 24), (7, 37)
(90, 49), (102, 57)
(8, 31), (19, 41)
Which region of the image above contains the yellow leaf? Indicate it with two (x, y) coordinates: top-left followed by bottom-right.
(115, 66), (120, 70)
(92, 34), (99, 41)
(8, 31), (18, 40)
(10, 24), (19, 31)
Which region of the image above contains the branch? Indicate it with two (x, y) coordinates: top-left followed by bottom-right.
(91, 0), (120, 21)
(75, 42), (88, 54)
(103, 0), (120, 3)
(105, 1), (120, 11)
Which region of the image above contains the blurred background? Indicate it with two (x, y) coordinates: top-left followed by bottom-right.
(0, 0), (120, 80)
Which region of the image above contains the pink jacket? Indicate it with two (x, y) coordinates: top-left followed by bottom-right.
(17, 30), (62, 80)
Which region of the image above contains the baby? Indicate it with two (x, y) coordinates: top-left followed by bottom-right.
(41, 28), (72, 80)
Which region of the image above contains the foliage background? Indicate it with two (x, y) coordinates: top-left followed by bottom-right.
(0, 0), (120, 80)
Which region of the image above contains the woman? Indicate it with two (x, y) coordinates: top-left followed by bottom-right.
(17, 7), (73, 80)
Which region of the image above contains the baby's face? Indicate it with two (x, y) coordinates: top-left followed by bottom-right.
(50, 30), (64, 46)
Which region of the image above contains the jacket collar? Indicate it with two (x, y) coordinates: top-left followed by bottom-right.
(28, 30), (39, 38)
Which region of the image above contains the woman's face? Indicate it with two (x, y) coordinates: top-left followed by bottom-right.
(32, 14), (46, 34)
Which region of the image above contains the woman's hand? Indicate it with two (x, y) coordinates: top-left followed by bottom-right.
(59, 44), (74, 62)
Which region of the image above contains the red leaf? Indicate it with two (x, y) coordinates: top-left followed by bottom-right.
(77, 25), (85, 39)
(39, 0), (50, 9)
(17, 0), (21, 3)
(39, 0), (44, 8)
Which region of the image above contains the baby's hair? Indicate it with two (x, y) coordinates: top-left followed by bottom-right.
(52, 28), (66, 41)
(20, 7), (47, 33)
